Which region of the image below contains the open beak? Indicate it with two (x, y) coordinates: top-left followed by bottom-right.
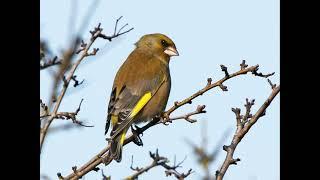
(164, 46), (179, 56)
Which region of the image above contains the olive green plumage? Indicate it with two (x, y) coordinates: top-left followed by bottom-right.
(105, 33), (179, 162)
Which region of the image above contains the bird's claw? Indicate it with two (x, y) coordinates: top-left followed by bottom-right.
(131, 125), (143, 146)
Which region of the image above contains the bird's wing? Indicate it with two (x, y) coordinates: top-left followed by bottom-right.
(105, 63), (167, 137)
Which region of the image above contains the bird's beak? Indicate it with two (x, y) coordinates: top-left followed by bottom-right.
(164, 46), (179, 56)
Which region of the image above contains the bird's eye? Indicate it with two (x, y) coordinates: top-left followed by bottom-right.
(161, 40), (168, 47)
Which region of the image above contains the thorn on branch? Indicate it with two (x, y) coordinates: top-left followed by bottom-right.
(240, 60), (248, 70)
(93, 167), (100, 172)
(223, 145), (229, 152)
(71, 75), (85, 87)
(267, 79), (276, 90)
(72, 166), (78, 173)
(220, 65), (230, 78)
(87, 47), (99, 56)
(230, 158), (240, 165)
(75, 98), (84, 114)
(242, 99), (255, 125)
(196, 105), (206, 113)
(174, 101), (179, 106)
(62, 76), (68, 87)
(252, 66), (275, 78)
(231, 108), (241, 125)
(131, 125), (144, 146)
(260, 110), (266, 117)
(57, 172), (64, 180)
(90, 23), (103, 40)
(76, 40), (87, 54)
(207, 78), (212, 86)
(219, 84), (228, 91)
(245, 98), (255, 107)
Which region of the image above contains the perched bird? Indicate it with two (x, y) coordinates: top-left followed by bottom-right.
(105, 33), (179, 162)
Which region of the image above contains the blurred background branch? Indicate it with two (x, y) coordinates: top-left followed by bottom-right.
(185, 121), (232, 180)
(40, 19), (134, 153)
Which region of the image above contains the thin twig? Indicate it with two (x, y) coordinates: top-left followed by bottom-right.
(40, 56), (62, 70)
(125, 150), (192, 180)
(96, 16), (134, 42)
(161, 105), (206, 124)
(162, 61), (273, 123)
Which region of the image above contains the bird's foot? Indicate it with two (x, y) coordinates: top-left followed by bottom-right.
(131, 125), (143, 146)
(102, 154), (113, 165)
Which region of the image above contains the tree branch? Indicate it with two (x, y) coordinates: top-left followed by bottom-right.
(40, 21), (132, 152)
(215, 84), (280, 180)
(40, 56), (62, 70)
(61, 61), (274, 180)
(161, 60), (274, 123)
(125, 149), (192, 180)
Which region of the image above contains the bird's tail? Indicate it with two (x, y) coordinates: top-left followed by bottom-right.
(110, 128), (128, 162)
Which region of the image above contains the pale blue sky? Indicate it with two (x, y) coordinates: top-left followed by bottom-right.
(40, 0), (279, 179)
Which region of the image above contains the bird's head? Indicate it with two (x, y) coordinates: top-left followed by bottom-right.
(135, 33), (179, 59)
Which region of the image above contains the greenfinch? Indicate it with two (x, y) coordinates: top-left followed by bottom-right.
(105, 33), (179, 162)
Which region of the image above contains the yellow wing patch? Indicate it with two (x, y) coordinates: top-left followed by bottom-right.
(129, 92), (152, 118)
(111, 115), (118, 127)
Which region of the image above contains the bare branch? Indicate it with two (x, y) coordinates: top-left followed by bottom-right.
(62, 61), (274, 180)
(62, 62), (276, 179)
(96, 17), (134, 42)
(161, 105), (206, 124)
(252, 67), (275, 78)
(215, 85), (280, 180)
(125, 150), (192, 180)
(40, 56), (62, 70)
(43, 99), (93, 127)
(162, 60), (274, 123)
(40, 22), (131, 152)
